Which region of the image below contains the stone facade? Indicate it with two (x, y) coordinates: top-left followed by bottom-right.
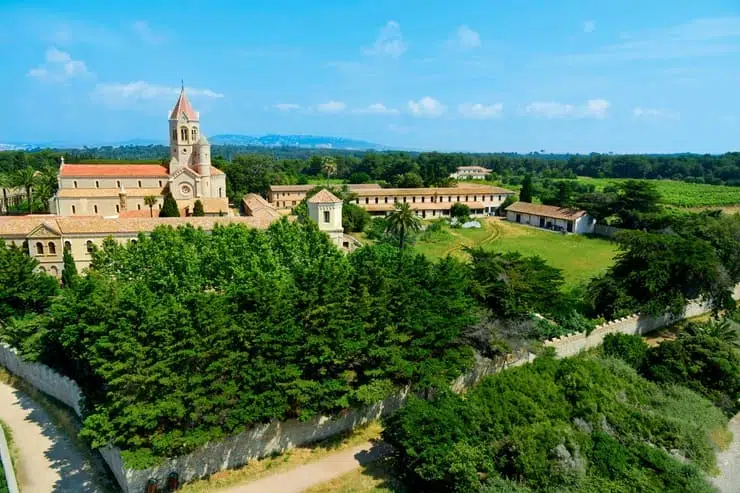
(50, 88), (228, 218)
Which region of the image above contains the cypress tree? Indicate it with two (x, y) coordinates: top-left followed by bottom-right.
(192, 200), (205, 216)
(61, 246), (78, 287)
(159, 192), (180, 217)
(520, 174), (534, 203)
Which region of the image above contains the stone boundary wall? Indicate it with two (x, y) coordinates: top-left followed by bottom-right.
(0, 418), (20, 493)
(544, 284), (740, 357)
(1, 284), (737, 492)
(593, 224), (625, 238)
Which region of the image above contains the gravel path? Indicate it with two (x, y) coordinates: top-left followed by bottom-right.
(0, 380), (114, 493)
(713, 413), (740, 493)
(218, 441), (390, 493)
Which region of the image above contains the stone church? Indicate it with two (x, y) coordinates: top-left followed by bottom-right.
(51, 87), (229, 217)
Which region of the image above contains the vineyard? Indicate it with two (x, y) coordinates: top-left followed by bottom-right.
(574, 177), (740, 208)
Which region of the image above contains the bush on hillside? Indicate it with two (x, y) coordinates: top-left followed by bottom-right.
(602, 333), (649, 368)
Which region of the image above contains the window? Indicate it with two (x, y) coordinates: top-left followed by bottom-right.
(86, 241), (94, 254)
(403, 197), (407, 203)
(93, 205), (98, 214)
(192, 127), (198, 141)
(219, 187), (223, 198)
(138, 180), (142, 188)
(158, 203), (162, 209)
(38, 267), (46, 273)
(180, 126), (189, 141)
(50, 266), (58, 277)
(95, 180), (100, 188)
(421, 197), (425, 203)
(159, 180), (163, 187)
(71, 205), (76, 214)
(365, 198), (369, 204)
(412, 197), (416, 203)
(116, 180), (121, 188)
(36, 242), (44, 255)
(48, 242), (56, 255)
(292, 201), (296, 206)
(323, 211), (330, 223)
(172, 129), (177, 141)
(73, 180), (78, 188)
(137, 204), (141, 210)
(64, 241), (71, 251)
(115, 204), (120, 213)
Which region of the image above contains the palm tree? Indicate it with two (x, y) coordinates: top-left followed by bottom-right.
(144, 195), (158, 217)
(321, 156), (337, 182)
(684, 319), (739, 348)
(385, 202), (422, 249)
(10, 168), (38, 213)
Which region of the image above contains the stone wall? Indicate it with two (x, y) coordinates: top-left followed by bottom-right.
(544, 284), (740, 357)
(0, 344), (83, 416)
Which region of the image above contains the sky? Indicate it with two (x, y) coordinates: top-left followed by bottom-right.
(0, 0), (739, 153)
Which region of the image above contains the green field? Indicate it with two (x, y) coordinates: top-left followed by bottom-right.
(574, 177), (740, 208)
(484, 177), (740, 208)
(413, 218), (619, 288)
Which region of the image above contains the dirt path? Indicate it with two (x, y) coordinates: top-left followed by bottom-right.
(218, 441), (389, 493)
(712, 413), (740, 493)
(0, 381), (114, 493)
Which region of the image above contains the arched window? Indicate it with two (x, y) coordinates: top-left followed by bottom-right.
(50, 266), (58, 277)
(38, 267), (46, 273)
(36, 242), (44, 255)
(180, 127), (188, 142)
(64, 241), (71, 251)
(86, 240), (94, 254)
(48, 242), (56, 255)
(191, 127), (198, 141)
(93, 205), (98, 214)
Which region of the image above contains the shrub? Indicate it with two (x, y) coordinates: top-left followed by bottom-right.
(602, 333), (648, 368)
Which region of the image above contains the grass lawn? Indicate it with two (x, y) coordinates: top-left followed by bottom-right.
(413, 218), (619, 288)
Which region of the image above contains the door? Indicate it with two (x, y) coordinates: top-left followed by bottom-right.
(566, 221), (573, 233)
(516, 214), (521, 223)
(539, 216), (545, 227)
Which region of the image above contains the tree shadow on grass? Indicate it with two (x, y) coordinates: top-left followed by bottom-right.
(353, 441), (407, 493)
(13, 389), (119, 493)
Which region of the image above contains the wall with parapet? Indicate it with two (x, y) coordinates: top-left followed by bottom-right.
(1, 283), (737, 492)
(544, 284), (740, 357)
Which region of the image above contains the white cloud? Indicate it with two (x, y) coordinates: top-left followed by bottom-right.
(132, 20), (167, 44)
(274, 103), (300, 112)
(633, 107), (680, 120)
(563, 16), (740, 63)
(451, 25), (482, 50)
(583, 20), (596, 33)
(525, 99), (610, 119)
(91, 81), (223, 107)
(27, 47), (90, 82)
(316, 100), (346, 113)
(408, 97), (447, 118)
(458, 102), (503, 119)
(364, 21), (407, 58)
(353, 103), (400, 115)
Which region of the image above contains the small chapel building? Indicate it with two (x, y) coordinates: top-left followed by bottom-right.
(50, 87), (229, 218)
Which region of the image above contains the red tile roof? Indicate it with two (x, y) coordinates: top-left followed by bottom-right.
(60, 164), (169, 177)
(169, 89), (199, 121)
(505, 202), (587, 220)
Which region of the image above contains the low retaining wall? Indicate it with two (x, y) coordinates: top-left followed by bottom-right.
(1, 284), (737, 492)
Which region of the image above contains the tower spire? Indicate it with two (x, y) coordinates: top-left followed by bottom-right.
(181, 79), (184, 92)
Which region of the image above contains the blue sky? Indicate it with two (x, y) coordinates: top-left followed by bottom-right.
(1, 0), (739, 153)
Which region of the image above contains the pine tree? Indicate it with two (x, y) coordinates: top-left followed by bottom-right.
(520, 174), (534, 203)
(192, 200), (205, 216)
(159, 192), (180, 217)
(61, 246), (78, 287)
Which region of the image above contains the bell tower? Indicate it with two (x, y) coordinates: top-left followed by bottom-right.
(168, 83), (200, 171)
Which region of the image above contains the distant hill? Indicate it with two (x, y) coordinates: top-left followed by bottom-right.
(210, 134), (386, 150)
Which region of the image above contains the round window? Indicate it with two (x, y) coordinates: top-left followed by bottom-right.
(181, 184), (192, 195)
